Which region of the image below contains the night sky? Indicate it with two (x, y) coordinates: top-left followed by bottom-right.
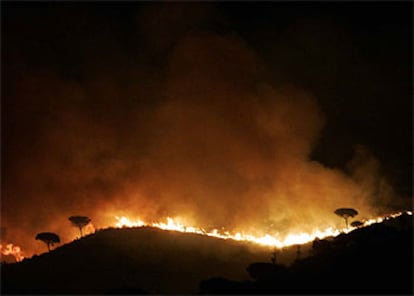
(222, 2), (412, 192)
(1, 2), (412, 256)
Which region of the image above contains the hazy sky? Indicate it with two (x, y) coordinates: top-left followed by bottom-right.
(2, 2), (412, 256)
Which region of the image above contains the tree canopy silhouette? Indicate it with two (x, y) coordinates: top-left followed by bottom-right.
(334, 208), (358, 229)
(69, 216), (91, 238)
(35, 232), (60, 252)
(350, 221), (364, 228)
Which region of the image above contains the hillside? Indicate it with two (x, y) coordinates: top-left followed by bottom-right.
(1, 226), (272, 294)
(1, 213), (413, 294)
(200, 213), (413, 294)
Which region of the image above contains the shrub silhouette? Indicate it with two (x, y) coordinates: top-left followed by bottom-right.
(334, 208), (358, 229)
(35, 232), (60, 252)
(69, 216), (91, 237)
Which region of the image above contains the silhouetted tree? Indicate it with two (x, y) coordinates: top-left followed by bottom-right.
(69, 216), (91, 237)
(334, 208), (358, 229)
(351, 221), (364, 228)
(35, 232), (60, 252)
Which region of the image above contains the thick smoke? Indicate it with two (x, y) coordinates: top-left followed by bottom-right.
(1, 3), (407, 257)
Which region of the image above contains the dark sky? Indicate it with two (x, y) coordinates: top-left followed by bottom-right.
(221, 2), (412, 192)
(1, 1), (412, 255)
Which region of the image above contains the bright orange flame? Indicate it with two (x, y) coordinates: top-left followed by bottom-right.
(0, 243), (25, 262)
(114, 215), (344, 248)
(112, 211), (411, 249)
(361, 211), (412, 226)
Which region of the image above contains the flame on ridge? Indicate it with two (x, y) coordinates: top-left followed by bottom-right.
(0, 243), (25, 262)
(114, 211), (412, 249)
(114, 216), (341, 248)
(361, 211), (412, 226)
(1, 211), (411, 263)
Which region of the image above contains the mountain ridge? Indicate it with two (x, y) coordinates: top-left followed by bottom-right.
(2, 213), (412, 294)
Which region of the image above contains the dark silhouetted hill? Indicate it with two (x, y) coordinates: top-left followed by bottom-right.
(1, 226), (271, 294)
(199, 213), (413, 294)
(2, 214), (412, 294)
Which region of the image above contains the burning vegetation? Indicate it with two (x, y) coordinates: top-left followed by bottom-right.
(0, 244), (24, 263)
(2, 210), (411, 264)
(2, 2), (412, 265)
(2, 212), (412, 294)
(111, 210), (412, 248)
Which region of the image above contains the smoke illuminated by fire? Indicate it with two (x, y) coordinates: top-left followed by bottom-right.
(2, 3), (412, 262)
(0, 243), (24, 262)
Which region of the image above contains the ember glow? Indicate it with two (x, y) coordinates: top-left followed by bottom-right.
(0, 243), (25, 262)
(113, 211), (411, 249)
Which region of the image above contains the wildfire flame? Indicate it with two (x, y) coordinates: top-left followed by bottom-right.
(361, 211), (412, 226)
(114, 211), (412, 249)
(0, 243), (25, 262)
(1, 211), (411, 264)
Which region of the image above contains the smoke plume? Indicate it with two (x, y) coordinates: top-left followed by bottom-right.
(1, 3), (408, 257)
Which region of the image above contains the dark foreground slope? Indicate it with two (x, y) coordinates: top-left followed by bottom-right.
(1, 226), (271, 294)
(200, 213), (413, 294)
(2, 214), (413, 294)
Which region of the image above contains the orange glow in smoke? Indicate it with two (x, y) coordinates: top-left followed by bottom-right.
(0, 243), (25, 262)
